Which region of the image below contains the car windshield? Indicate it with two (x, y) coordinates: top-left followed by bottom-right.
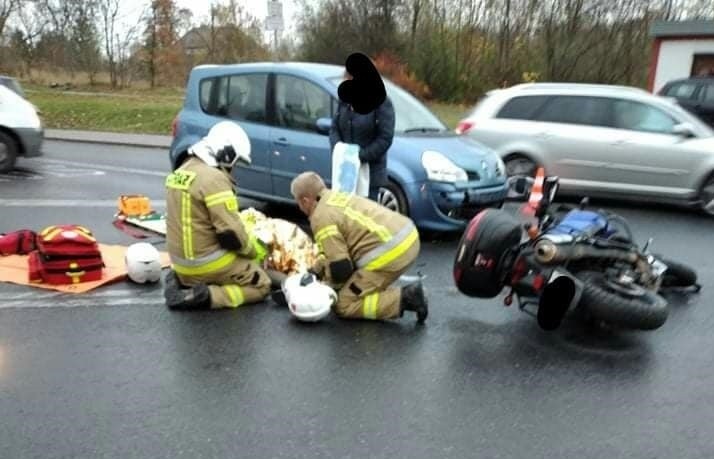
(1, 77), (25, 98)
(328, 76), (447, 133)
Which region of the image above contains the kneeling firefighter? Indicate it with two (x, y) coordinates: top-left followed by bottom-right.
(163, 121), (271, 309)
(291, 172), (428, 323)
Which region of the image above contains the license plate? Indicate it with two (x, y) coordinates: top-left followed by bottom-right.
(471, 189), (506, 204)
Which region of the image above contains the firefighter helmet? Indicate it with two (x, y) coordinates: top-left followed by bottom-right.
(125, 242), (162, 284)
(282, 272), (336, 322)
(189, 121), (251, 169)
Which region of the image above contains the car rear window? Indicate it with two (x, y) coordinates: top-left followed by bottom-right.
(496, 96), (549, 120)
(200, 73), (268, 123)
(533, 96), (612, 127)
(199, 78), (215, 112)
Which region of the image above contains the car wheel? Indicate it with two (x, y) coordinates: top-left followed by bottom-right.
(698, 175), (714, 216)
(504, 154), (536, 177)
(0, 131), (18, 173)
(378, 181), (409, 216)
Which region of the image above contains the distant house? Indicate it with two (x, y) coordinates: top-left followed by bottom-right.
(180, 26), (214, 57)
(648, 20), (714, 93)
(179, 25), (266, 65)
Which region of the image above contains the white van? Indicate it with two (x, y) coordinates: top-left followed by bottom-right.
(0, 84), (43, 172)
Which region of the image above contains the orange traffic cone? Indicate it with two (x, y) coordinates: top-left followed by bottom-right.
(520, 167), (545, 217)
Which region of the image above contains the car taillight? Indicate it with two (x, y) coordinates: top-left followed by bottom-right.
(171, 115), (179, 138)
(455, 120), (474, 135)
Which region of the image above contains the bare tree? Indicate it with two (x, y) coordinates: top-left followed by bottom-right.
(98, 0), (120, 87)
(0, 0), (18, 38)
(12, 0), (48, 76)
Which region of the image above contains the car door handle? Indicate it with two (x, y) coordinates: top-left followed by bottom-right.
(300, 155), (306, 162)
(536, 132), (554, 139)
(274, 137), (289, 146)
(611, 139), (629, 146)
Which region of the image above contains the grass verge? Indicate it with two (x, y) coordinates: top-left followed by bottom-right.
(26, 87), (469, 135)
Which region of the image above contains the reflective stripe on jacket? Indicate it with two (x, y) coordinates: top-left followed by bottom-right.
(310, 189), (419, 286)
(165, 157), (254, 275)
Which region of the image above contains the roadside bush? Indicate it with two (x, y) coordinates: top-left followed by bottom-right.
(372, 50), (431, 100)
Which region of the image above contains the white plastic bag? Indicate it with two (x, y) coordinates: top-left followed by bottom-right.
(356, 162), (370, 197)
(331, 142), (370, 197)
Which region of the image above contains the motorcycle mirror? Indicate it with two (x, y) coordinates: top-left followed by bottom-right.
(545, 177), (560, 203)
(507, 176), (533, 200)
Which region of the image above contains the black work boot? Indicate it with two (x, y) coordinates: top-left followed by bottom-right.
(164, 270), (211, 310)
(400, 281), (428, 324)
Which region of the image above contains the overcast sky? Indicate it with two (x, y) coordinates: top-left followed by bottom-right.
(118, 0), (306, 42)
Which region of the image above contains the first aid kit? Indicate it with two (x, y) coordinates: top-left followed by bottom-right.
(117, 195), (153, 217)
(0, 229), (37, 255)
(29, 225), (105, 284)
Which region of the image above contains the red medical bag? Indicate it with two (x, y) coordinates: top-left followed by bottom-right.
(0, 229), (37, 255)
(29, 225), (105, 284)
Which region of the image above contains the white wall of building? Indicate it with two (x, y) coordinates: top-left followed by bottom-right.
(653, 39), (714, 92)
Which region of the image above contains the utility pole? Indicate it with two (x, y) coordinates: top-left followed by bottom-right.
(265, 0), (283, 58)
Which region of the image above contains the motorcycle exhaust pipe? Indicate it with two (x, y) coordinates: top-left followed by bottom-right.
(537, 269), (583, 331)
(534, 238), (638, 265)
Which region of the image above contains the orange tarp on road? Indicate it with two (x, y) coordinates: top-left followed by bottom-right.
(0, 244), (171, 294)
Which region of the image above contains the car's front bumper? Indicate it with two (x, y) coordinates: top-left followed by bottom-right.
(406, 180), (509, 232)
(16, 127), (44, 157)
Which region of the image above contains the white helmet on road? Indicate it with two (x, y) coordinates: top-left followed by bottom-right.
(189, 121), (251, 169)
(282, 273), (336, 322)
(125, 242), (162, 284)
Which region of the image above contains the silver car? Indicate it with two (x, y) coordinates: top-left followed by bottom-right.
(457, 83), (714, 215)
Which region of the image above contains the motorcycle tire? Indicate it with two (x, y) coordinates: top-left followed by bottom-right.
(576, 271), (669, 331)
(655, 255), (698, 288)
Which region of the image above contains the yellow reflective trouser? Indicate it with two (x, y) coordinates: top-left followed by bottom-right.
(335, 237), (420, 320)
(174, 255), (271, 309)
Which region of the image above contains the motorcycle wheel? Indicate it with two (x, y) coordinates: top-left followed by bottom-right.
(656, 256), (698, 288)
(576, 271), (669, 331)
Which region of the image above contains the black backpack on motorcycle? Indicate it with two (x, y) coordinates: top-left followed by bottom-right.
(453, 209), (523, 298)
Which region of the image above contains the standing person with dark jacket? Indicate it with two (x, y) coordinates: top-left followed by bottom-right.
(329, 53), (396, 202)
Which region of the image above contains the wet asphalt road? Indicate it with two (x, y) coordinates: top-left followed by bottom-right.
(1, 141), (713, 459)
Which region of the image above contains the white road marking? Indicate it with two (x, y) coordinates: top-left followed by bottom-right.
(1, 296), (166, 309)
(0, 199), (166, 207)
(0, 164), (109, 182)
(24, 157), (167, 177)
(1, 284), (167, 309)
(3, 289), (162, 301)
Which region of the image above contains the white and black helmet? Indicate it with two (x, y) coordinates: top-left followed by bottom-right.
(281, 273), (336, 322)
(189, 121), (252, 169)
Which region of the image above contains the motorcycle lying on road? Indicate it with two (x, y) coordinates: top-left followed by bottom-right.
(453, 170), (701, 331)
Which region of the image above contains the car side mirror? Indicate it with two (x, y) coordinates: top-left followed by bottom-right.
(316, 117), (331, 135)
(672, 123), (696, 139)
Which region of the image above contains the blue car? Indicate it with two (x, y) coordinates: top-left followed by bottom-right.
(169, 62), (508, 231)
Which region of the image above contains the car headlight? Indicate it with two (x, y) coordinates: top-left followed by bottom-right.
(422, 150), (468, 183)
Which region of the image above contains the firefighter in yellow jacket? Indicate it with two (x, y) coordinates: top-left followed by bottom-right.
(291, 172), (428, 323)
(163, 121), (271, 310)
